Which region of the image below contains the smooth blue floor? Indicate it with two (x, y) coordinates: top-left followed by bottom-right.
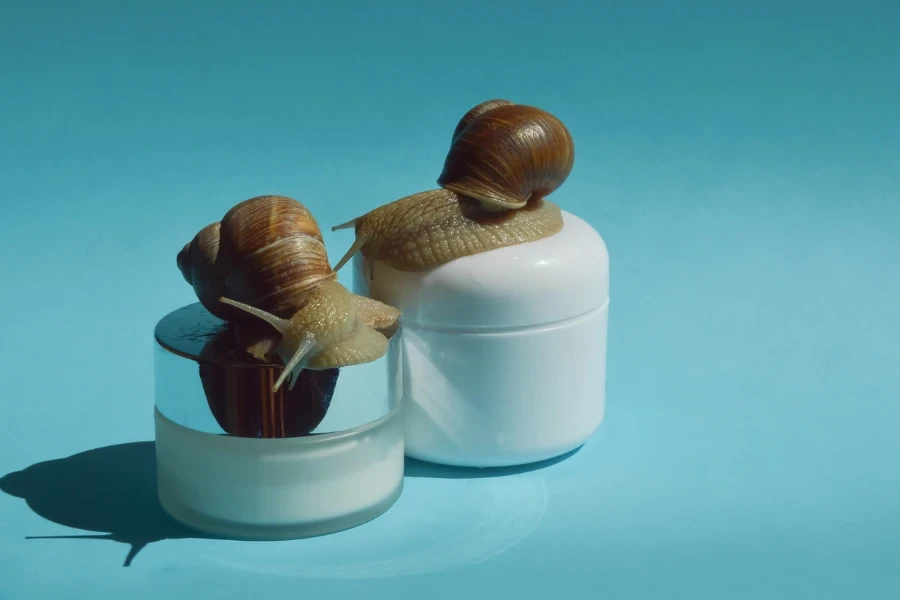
(1, 2), (898, 598)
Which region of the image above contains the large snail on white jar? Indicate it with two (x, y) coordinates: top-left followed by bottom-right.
(331, 99), (575, 276)
(176, 194), (401, 392)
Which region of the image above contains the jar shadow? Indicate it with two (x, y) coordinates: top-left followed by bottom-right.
(0, 441), (212, 567)
(403, 445), (582, 479)
(0, 441), (580, 569)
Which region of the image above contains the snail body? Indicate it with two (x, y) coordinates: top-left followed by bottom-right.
(177, 195), (400, 391)
(334, 188), (563, 275)
(331, 99), (574, 275)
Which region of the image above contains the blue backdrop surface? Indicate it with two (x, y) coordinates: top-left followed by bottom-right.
(1, 1), (898, 598)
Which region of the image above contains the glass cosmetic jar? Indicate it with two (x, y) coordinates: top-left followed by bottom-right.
(153, 303), (407, 538)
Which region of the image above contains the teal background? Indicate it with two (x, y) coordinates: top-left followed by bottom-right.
(1, 1), (898, 598)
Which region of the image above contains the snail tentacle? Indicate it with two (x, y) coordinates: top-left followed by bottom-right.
(331, 235), (368, 273)
(219, 295), (316, 391)
(276, 330), (317, 392)
(219, 296), (288, 335)
(331, 217), (359, 231)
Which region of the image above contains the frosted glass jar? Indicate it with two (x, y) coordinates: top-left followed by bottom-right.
(351, 210), (609, 467)
(153, 303), (407, 539)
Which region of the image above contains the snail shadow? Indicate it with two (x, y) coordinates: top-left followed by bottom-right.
(0, 441), (211, 567)
(404, 444), (582, 479)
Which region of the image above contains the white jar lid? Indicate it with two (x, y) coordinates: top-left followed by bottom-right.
(359, 210), (609, 330)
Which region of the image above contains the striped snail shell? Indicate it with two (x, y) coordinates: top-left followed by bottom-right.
(177, 195), (401, 391)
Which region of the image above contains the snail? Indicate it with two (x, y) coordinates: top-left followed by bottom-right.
(177, 195), (401, 392)
(331, 99), (574, 276)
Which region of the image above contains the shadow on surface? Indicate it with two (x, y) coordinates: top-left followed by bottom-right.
(0, 441), (582, 566)
(0, 441), (210, 567)
(404, 445), (582, 478)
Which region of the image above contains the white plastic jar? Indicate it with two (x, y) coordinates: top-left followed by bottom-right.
(352, 210), (609, 468)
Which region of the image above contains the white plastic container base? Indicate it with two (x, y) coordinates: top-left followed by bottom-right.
(154, 406), (405, 539)
(153, 303), (407, 539)
(352, 209), (609, 468)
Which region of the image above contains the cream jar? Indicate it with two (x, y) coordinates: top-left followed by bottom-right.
(351, 210), (609, 468)
(153, 303), (407, 539)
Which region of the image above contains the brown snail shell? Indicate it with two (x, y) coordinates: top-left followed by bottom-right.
(178, 195), (401, 391)
(450, 98), (515, 141)
(331, 100), (573, 275)
(439, 101), (574, 210)
(177, 221), (227, 319)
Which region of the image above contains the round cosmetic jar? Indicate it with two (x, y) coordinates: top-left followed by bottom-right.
(153, 303), (407, 539)
(351, 210), (609, 467)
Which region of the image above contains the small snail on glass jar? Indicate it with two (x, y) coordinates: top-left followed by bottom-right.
(176, 194), (401, 392)
(156, 195), (409, 539)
